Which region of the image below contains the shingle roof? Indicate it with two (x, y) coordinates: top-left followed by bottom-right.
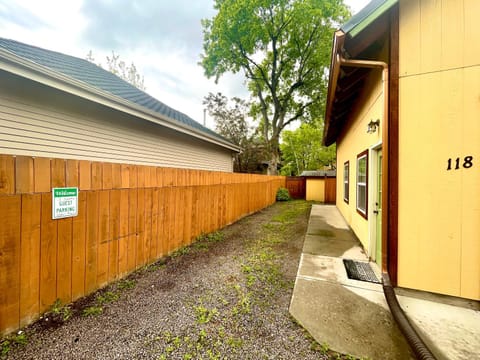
(300, 170), (336, 177)
(341, 0), (397, 37)
(0, 37), (232, 146)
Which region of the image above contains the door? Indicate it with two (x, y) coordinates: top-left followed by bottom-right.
(374, 150), (382, 267)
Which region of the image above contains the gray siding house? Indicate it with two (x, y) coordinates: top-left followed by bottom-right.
(0, 38), (239, 171)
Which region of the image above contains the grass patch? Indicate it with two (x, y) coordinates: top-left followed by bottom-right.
(82, 305), (103, 317)
(117, 278), (136, 290)
(194, 305), (218, 324)
(0, 332), (27, 357)
(48, 299), (73, 323)
(96, 291), (119, 305)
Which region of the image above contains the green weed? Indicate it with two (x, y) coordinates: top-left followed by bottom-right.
(0, 332), (27, 357)
(171, 246), (190, 258)
(96, 291), (119, 305)
(194, 305), (218, 324)
(82, 305), (103, 317)
(49, 299), (73, 322)
(117, 279), (136, 290)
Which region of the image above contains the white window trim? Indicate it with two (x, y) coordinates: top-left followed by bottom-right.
(344, 161), (349, 203)
(356, 150), (368, 219)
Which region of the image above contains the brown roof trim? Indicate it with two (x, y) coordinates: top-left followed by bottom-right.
(323, 30), (345, 147)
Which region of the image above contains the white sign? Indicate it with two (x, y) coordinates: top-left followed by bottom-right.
(52, 187), (78, 219)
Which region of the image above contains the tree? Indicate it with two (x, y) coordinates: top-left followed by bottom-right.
(201, 0), (349, 174)
(203, 92), (266, 173)
(86, 50), (146, 91)
(280, 123), (336, 176)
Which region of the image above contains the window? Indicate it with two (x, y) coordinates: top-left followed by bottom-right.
(343, 161), (349, 203)
(356, 150), (368, 218)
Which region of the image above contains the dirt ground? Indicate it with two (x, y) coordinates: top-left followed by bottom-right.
(2, 200), (358, 360)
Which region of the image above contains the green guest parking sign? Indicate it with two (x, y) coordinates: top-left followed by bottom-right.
(52, 187), (78, 219)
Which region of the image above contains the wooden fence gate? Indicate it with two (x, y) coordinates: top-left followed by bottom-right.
(285, 177), (306, 199)
(324, 177), (336, 204)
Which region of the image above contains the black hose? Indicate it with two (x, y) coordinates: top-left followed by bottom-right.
(382, 273), (437, 360)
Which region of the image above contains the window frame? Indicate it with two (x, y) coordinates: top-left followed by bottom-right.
(356, 150), (368, 219)
(343, 161), (349, 203)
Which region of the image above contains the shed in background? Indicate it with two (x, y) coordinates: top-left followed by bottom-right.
(300, 170), (336, 203)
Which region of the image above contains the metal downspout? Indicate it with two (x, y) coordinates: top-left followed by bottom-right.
(337, 54), (437, 360)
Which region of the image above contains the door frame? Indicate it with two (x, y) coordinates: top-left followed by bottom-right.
(369, 143), (383, 264)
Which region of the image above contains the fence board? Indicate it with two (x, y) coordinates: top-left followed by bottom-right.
(39, 193), (57, 312)
(66, 160), (79, 188)
(144, 188), (153, 263)
(109, 190), (120, 282)
(286, 176), (306, 199)
(151, 188), (159, 260)
(156, 187), (165, 258)
(121, 164), (130, 188)
(0, 155), (15, 195)
(79, 161), (91, 191)
(19, 193), (41, 327)
(57, 217), (72, 304)
(127, 189), (137, 272)
(102, 163), (113, 190)
(137, 166), (146, 189)
(15, 156), (34, 194)
(72, 191), (86, 301)
(85, 191), (99, 293)
(51, 159), (65, 188)
(97, 190), (110, 287)
(175, 187), (184, 248)
(167, 187), (176, 253)
(34, 157), (51, 193)
(325, 178), (337, 204)
(112, 164), (122, 189)
(183, 187), (193, 246)
(136, 188), (145, 267)
(129, 166), (138, 189)
(0, 195), (21, 334)
(118, 189), (129, 276)
(91, 162), (102, 190)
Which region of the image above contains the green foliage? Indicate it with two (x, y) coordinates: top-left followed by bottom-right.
(203, 92), (266, 173)
(86, 50), (146, 90)
(1, 332), (27, 357)
(82, 306), (103, 317)
(194, 305), (218, 324)
(276, 187), (290, 201)
(49, 299), (73, 322)
(171, 246), (191, 258)
(117, 279), (136, 290)
(96, 291), (119, 305)
(192, 231), (225, 251)
(201, 0), (350, 173)
(280, 123), (336, 175)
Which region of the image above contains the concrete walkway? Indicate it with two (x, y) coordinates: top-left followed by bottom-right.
(289, 205), (480, 360)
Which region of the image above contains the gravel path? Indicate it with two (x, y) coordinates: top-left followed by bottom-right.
(2, 200), (352, 360)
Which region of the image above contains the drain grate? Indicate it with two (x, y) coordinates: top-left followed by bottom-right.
(343, 259), (380, 284)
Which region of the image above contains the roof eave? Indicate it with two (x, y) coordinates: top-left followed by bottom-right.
(323, 0), (398, 146)
(322, 30), (345, 147)
(343, 0), (397, 39)
(0, 48), (240, 153)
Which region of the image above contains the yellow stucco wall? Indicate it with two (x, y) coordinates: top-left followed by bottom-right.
(306, 179), (325, 201)
(336, 69), (384, 252)
(398, 0), (480, 300)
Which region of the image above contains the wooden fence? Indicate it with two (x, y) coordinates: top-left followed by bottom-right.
(285, 177), (306, 199)
(285, 176), (336, 203)
(0, 155), (285, 335)
(324, 177), (336, 204)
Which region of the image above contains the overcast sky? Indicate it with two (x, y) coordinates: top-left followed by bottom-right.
(0, 0), (370, 128)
